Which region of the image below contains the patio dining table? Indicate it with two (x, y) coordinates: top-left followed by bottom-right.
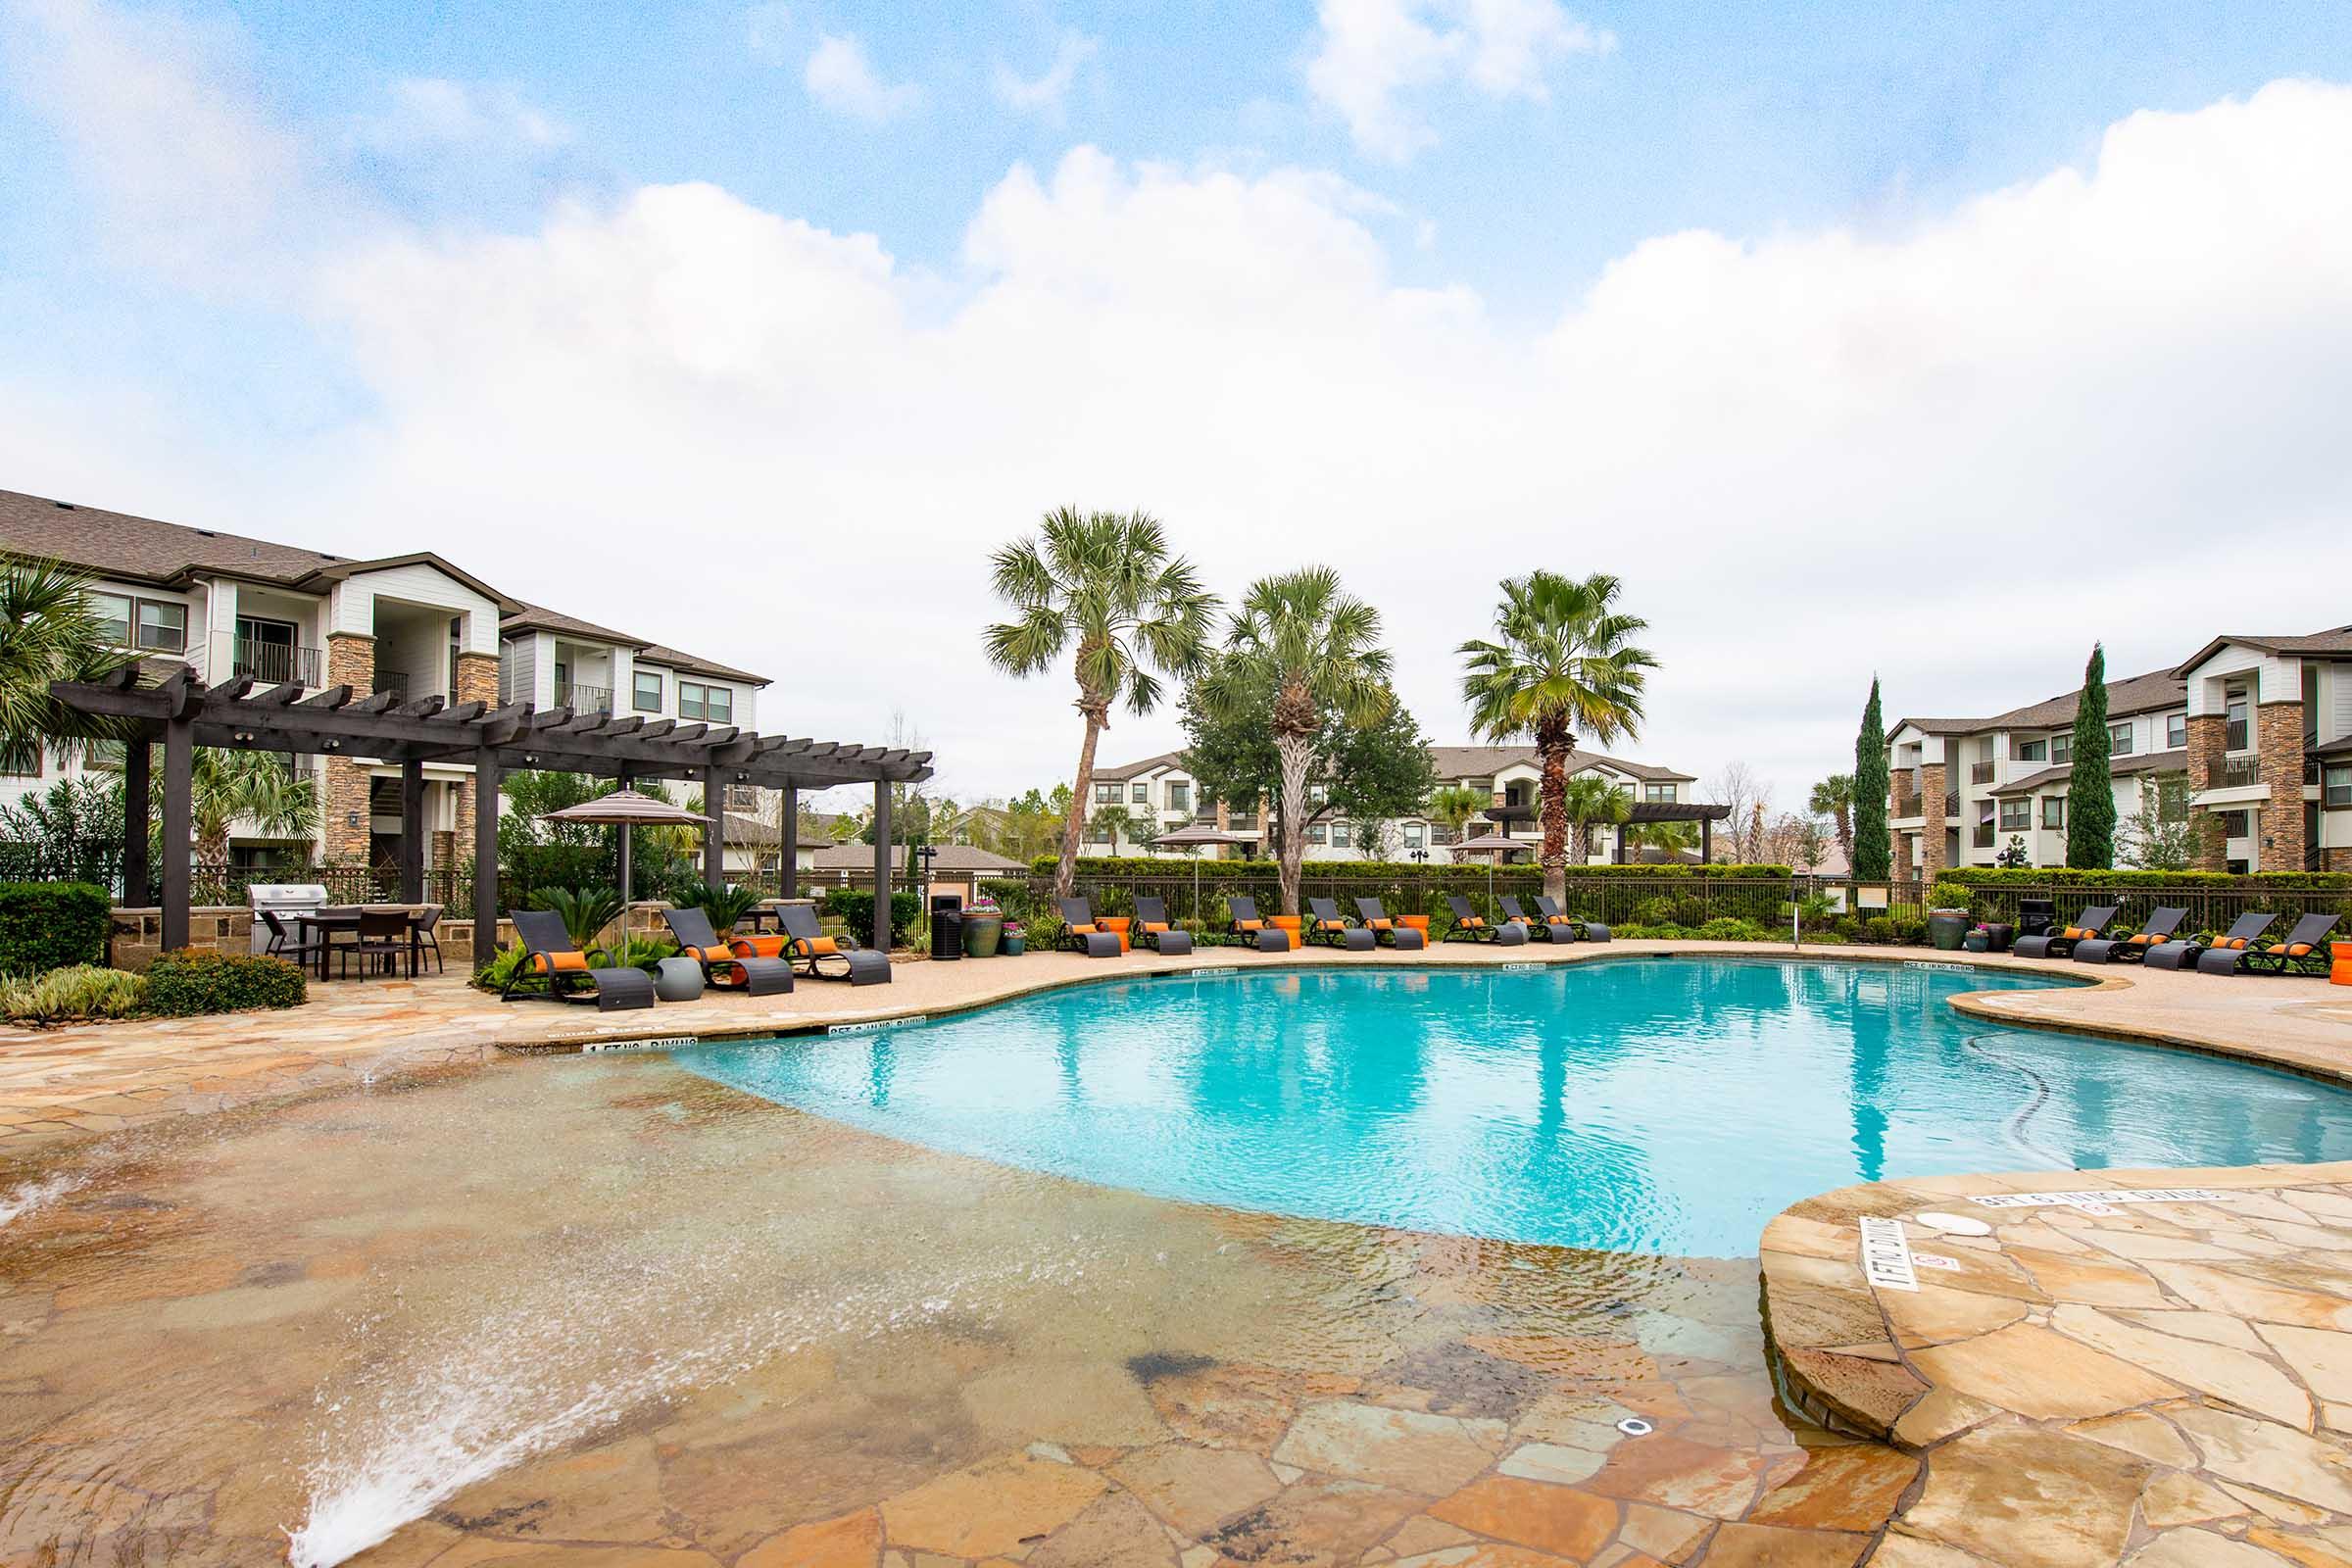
(295, 906), (435, 980)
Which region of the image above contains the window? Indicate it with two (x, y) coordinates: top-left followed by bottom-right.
(2041, 795), (2066, 830)
(2166, 712), (2187, 751)
(0, 741), (40, 778)
(1643, 783), (1675, 803)
(2326, 764), (2351, 809)
(633, 670), (662, 712)
(679, 681), (731, 723)
(2016, 738), (2047, 762)
(2227, 694), (2250, 752)
(86, 740), (124, 772)
(1999, 799), (2031, 832)
(90, 591), (132, 645)
(1087, 821), (1112, 845)
(2108, 721), (2134, 757)
(2220, 809), (2252, 839)
(1095, 782), (1116, 804)
(2155, 775), (2189, 824)
(1306, 824), (1326, 845)
(1332, 822), (1350, 848)
(1167, 781), (1189, 813)
(2050, 731), (2072, 765)
(1131, 783), (1149, 806)
(90, 592), (186, 653)
(1404, 822), (1425, 847)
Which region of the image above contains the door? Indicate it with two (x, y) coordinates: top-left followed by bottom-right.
(234, 616), (299, 684)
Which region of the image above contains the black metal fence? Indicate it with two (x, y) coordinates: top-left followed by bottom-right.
(1952, 879), (2352, 936)
(0, 839), (125, 895)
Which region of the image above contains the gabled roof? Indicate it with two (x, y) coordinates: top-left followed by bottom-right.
(1992, 748), (2189, 797)
(635, 643), (767, 686)
(1091, 751), (1185, 782)
(1895, 665), (2184, 739)
(2172, 626), (2352, 675)
(1426, 743), (1693, 784)
(503, 603), (648, 648)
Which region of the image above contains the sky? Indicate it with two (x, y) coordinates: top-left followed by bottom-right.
(4, 0), (2352, 818)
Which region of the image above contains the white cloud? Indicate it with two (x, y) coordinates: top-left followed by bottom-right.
(992, 29), (1100, 120)
(1305, 0), (1611, 161)
(355, 77), (569, 153)
(804, 32), (921, 123)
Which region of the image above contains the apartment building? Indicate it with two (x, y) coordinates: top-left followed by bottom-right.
(1885, 624), (2352, 877)
(0, 487), (768, 872)
(1086, 744), (1703, 862)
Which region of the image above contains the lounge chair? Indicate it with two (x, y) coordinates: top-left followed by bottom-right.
(2074, 906), (2187, 965)
(503, 908), (656, 1010)
(2147, 911), (2275, 972)
(1058, 897), (1126, 959)
(2202, 912), (2339, 977)
(1306, 897), (1376, 952)
(1228, 895), (1292, 953)
(2011, 906), (2120, 960)
(1536, 895), (1610, 943)
(1444, 895), (1526, 946)
(1132, 896), (1194, 956)
(770, 904), (892, 985)
(1498, 896), (1556, 941)
(663, 906), (794, 996)
(1353, 897), (1426, 951)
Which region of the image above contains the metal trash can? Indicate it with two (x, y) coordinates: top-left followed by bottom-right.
(2017, 899), (2056, 939)
(930, 893), (963, 960)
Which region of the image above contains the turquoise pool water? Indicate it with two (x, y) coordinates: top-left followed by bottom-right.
(674, 958), (2352, 1256)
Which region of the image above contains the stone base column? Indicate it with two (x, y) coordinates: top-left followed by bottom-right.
(321, 633), (377, 862)
(1919, 761), (1948, 884)
(2185, 712), (2229, 871)
(2258, 701), (2307, 871)
(451, 654), (501, 862)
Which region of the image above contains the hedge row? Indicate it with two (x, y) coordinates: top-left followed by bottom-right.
(0, 881), (111, 974)
(1939, 867), (2352, 889)
(1033, 857), (1794, 880)
(143, 951), (308, 1016)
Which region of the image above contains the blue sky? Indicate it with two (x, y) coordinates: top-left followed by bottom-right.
(5, 0), (2352, 808)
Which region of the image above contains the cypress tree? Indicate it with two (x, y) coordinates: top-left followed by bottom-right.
(1852, 677), (1890, 881)
(2067, 643), (2115, 868)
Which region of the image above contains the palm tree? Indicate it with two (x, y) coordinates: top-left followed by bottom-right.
(1091, 802), (1138, 856)
(1560, 774), (1632, 864)
(984, 510), (1219, 898)
(1622, 817), (1695, 864)
(1809, 773), (1855, 872)
(0, 558), (137, 775)
(190, 750), (319, 864)
(1424, 784), (1487, 845)
(1458, 571), (1657, 903)
(1198, 567), (1392, 914)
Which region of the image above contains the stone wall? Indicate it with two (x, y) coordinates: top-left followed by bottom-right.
(451, 652), (501, 860)
(1919, 761), (1948, 884)
(2186, 712), (2229, 871)
(2258, 701), (2307, 871)
(323, 633), (376, 862)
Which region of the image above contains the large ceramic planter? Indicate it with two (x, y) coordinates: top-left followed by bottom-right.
(1927, 910), (1972, 951)
(963, 914), (1003, 958)
(1003, 933), (1026, 956)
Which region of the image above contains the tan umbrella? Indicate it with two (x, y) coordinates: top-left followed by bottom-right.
(1450, 831), (1525, 913)
(540, 788), (719, 904)
(1150, 821), (1262, 921)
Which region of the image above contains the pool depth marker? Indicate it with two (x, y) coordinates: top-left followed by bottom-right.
(1858, 1215), (1919, 1293)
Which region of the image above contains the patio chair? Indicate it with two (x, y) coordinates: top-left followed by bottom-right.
(1353, 897), (1426, 951)
(765, 904), (892, 985)
(1057, 897), (1125, 959)
(1228, 895), (1292, 953)
(411, 905), (446, 976)
(502, 908), (655, 1010)
(1444, 895), (1526, 945)
(1536, 895), (1610, 943)
(2074, 906), (2187, 965)
(2201, 912), (2339, 977)
(257, 907), (328, 977)
(338, 909), (415, 980)
(1497, 895), (1551, 940)
(1132, 896), (1194, 956)
(2147, 911), (2274, 972)
(2011, 906), (2120, 960)
(663, 906), (793, 996)
(1306, 897), (1376, 952)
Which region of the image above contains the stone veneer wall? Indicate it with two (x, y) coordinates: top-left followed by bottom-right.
(2259, 701), (2307, 871)
(450, 652), (501, 863)
(1918, 761), (1948, 884)
(2185, 711), (2230, 871)
(322, 633), (376, 863)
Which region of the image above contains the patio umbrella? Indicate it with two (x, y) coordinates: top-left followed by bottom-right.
(539, 788), (719, 906)
(1149, 821), (1262, 921)
(1451, 831), (1523, 913)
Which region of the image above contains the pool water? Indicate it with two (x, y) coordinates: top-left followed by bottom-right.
(678, 957), (2352, 1257)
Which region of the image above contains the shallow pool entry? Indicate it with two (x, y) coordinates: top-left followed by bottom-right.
(678, 957), (2352, 1257)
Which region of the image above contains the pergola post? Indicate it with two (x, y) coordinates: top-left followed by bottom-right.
(399, 759), (425, 903)
(1700, 815), (1712, 864)
(871, 778), (892, 951)
(471, 744), (502, 956)
(780, 786), (798, 900)
(161, 715), (192, 951)
(703, 765), (725, 889)
(122, 736), (152, 907)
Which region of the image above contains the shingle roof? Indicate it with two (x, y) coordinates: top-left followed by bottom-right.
(503, 603), (648, 648)
(1426, 744), (1693, 783)
(1992, 748), (2190, 796)
(1090, 751), (1185, 782)
(808, 843), (1026, 872)
(1895, 666), (2185, 740)
(2172, 627), (2352, 675)
(635, 643), (767, 686)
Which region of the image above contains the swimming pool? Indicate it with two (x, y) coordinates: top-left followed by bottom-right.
(676, 957), (2352, 1257)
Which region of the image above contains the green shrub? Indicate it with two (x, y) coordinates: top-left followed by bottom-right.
(533, 885), (623, 951)
(674, 881), (762, 937)
(143, 950), (306, 1016)
(1864, 916), (1895, 944)
(474, 940), (541, 994)
(0, 963), (147, 1024)
(820, 890), (921, 947)
(601, 935), (677, 971)
(0, 881), (111, 974)
(1929, 882), (1975, 912)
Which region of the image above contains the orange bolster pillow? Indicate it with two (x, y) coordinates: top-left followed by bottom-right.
(1548, 915), (1573, 924)
(1143, 922), (1168, 933)
(1368, 918), (1391, 929)
(2221, 937), (2247, 950)
(1235, 918), (1262, 930)
(2287, 944), (2314, 957)
(1463, 915), (1486, 927)
(2129, 933), (2159, 945)
(533, 951), (589, 973)
(1315, 919), (1345, 931)
(691, 944), (733, 963)
(1070, 923), (1098, 935)
(734, 935), (788, 959)
(2063, 926), (2090, 939)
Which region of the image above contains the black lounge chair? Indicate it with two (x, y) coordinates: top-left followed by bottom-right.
(1353, 897), (1425, 951)
(1444, 895), (1525, 945)
(2075, 906), (2186, 965)
(775, 904), (892, 985)
(1133, 896), (1194, 956)
(1306, 897), (1376, 952)
(2012, 906), (2120, 960)
(2202, 912), (2339, 977)
(1057, 897), (1125, 959)
(503, 908), (656, 1011)
(2148, 911), (2274, 972)
(663, 906), (793, 996)
(1228, 895), (1290, 953)
(1498, 896), (1558, 941)
(1536, 895), (1610, 943)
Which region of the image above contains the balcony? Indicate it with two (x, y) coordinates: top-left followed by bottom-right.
(1943, 792), (1958, 816)
(224, 636), (320, 688)
(556, 680), (613, 714)
(372, 670), (409, 700)
(1969, 761), (1996, 785)
(1973, 825), (1996, 850)
(2219, 757), (2261, 790)
(2226, 719), (2249, 752)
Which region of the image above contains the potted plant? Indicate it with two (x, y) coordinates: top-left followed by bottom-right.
(1002, 918), (1026, 956)
(1927, 883), (1974, 952)
(962, 893), (1004, 957)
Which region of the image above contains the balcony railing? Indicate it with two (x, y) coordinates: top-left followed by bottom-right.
(556, 681), (613, 713)
(2219, 757), (2261, 790)
(1972, 825), (1997, 849)
(1969, 761), (1996, 785)
(372, 670), (409, 700)
(1942, 792), (1958, 816)
(225, 636), (320, 688)
(1889, 788), (1921, 819)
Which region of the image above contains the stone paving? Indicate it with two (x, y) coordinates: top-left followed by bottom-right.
(1763, 1161), (2352, 1566)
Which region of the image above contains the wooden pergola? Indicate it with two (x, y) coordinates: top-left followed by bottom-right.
(51, 664), (933, 953)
